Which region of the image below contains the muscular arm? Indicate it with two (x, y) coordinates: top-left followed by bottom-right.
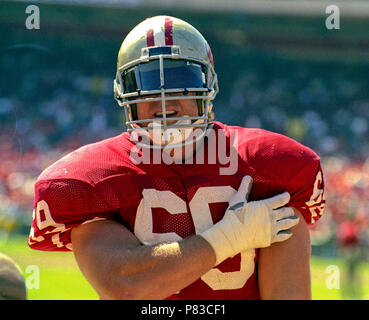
(258, 208), (311, 299)
(70, 219), (216, 300)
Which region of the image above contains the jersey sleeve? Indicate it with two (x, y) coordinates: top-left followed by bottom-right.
(244, 130), (326, 225)
(286, 155), (325, 224)
(28, 179), (117, 252)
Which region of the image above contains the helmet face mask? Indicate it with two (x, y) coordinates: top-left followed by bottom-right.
(114, 16), (218, 149)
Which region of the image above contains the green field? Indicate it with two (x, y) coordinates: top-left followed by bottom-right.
(1, 235), (368, 300)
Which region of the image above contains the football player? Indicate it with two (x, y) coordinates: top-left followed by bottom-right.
(28, 16), (325, 299)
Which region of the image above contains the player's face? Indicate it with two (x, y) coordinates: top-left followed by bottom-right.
(135, 93), (198, 125)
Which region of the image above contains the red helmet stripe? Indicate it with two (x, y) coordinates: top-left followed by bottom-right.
(146, 29), (155, 47)
(206, 42), (214, 66)
(164, 17), (173, 45)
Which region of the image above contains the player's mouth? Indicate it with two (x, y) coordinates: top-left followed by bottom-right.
(153, 110), (178, 118)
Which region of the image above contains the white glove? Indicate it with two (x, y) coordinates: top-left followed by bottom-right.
(200, 176), (299, 265)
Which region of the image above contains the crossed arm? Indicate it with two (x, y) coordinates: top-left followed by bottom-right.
(71, 220), (215, 300)
(71, 208), (311, 300)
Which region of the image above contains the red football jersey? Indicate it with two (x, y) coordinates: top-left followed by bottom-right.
(28, 121), (325, 299)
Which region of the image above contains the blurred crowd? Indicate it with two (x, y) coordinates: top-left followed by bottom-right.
(324, 157), (369, 251)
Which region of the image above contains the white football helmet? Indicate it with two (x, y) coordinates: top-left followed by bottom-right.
(114, 15), (218, 149)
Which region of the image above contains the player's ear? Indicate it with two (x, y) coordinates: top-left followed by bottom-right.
(209, 112), (215, 121)
(208, 104), (215, 121)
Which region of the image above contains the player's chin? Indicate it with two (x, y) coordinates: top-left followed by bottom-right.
(165, 119), (180, 126)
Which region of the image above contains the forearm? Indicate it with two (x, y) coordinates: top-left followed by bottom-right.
(110, 235), (216, 299)
(71, 220), (216, 300)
